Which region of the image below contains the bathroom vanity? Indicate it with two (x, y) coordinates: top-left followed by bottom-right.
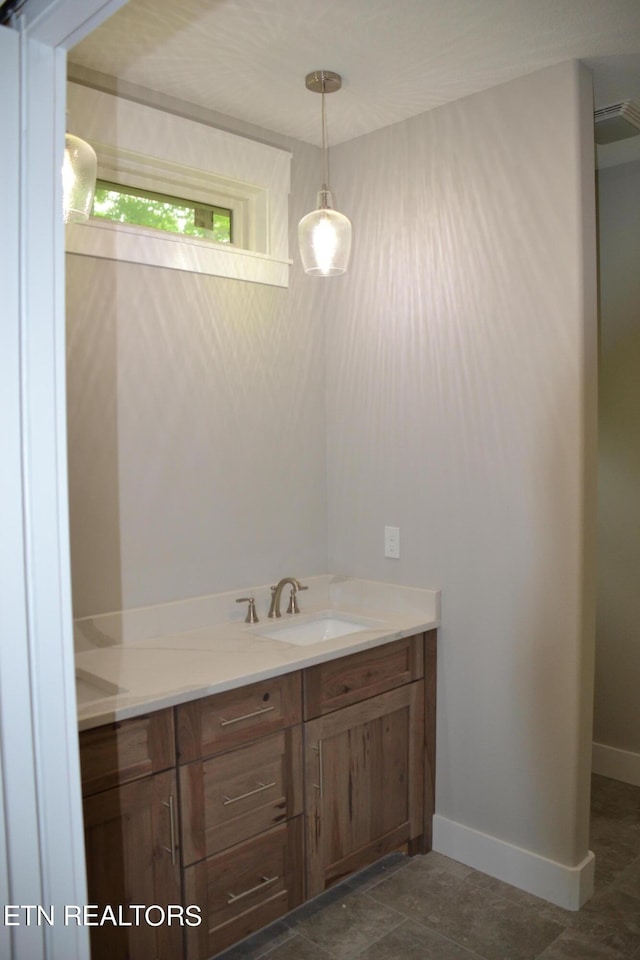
(75, 579), (438, 960)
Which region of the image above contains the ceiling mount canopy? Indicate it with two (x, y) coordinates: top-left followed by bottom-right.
(305, 70), (342, 96)
(298, 70), (352, 277)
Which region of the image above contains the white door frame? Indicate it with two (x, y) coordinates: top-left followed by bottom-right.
(0, 2), (128, 958)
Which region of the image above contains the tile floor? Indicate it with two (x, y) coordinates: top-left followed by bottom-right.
(218, 775), (640, 960)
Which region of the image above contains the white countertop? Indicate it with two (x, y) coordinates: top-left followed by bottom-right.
(75, 576), (440, 731)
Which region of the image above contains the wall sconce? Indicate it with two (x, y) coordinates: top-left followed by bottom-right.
(63, 133), (97, 223)
(298, 70), (352, 277)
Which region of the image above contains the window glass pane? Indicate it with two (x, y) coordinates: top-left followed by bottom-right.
(92, 181), (232, 244)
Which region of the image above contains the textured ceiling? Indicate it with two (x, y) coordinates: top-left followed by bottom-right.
(69, 0), (640, 147)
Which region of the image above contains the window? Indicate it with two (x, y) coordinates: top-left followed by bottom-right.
(65, 83), (292, 287)
(92, 180), (233, 244)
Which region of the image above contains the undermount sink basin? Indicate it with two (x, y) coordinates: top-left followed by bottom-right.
(256, 614), (375, 646)
(75, 668), (128, 705)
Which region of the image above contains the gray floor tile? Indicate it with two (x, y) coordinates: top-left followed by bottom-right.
(366, 859), (565, 960)
(342, 850), (412, 893)
(614, 857), (640, 900)
(286, 880), (364, 926)
(464, 868), (574, 922)
(409, 849), (477, 881)
(356, 918), (485, 960)
(590, 816), (640, 889)
(570, 887), (640, 956)
(262, 933), (334, 960)
(536, 928), (629, 959)
(286, 888), (404, 960)
(215, 920), (295, 960)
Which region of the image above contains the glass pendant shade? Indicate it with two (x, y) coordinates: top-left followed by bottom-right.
(298, 188), (352, 276)
(298, 70), (352, 277)
(63, 134), (97, 223)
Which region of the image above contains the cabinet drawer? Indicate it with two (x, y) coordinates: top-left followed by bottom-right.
(79, 709), (175, 796)
(303, 634), (424, 719)
(184, 817), (303, 960)
(180, 727), (303, 864)
(176, 672), (302, 763)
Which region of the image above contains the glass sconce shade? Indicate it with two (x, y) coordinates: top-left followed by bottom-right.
(63, 134), (97, 223)
(298, 189), (352, 276)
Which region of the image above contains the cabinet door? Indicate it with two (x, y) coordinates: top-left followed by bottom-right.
(304, 681), (424, 897)
(83, 770), (183, 960)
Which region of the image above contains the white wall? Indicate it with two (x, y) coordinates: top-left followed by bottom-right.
(66, 91), (328, 618)
(325, 61), (597, 907)
(594, 158), (640, 784)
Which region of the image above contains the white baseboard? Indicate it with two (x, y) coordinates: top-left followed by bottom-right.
(592, 742), (640, 787)
(432, 815), (594, 911)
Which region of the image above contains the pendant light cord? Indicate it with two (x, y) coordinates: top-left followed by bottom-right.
(321, 77), (330, 190)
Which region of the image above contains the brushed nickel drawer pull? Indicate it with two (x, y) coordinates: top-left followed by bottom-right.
(161, 795), (177, 865)
(312, 740), (324, 799)
(219, 705), (275, 727)
(223, 780), (277, 806)
(226, 874), (279, 905)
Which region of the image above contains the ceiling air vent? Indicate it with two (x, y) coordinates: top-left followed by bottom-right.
(594, 101), (640, 145)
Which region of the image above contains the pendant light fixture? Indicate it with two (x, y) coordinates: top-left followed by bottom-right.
(298, 70), (352, 277)
(62, 133), (97, 223)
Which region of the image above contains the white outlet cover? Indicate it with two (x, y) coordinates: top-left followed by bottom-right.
(384, 525), (400, 559)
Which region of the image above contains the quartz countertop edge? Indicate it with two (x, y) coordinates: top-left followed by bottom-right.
(76, 609), (439, 732)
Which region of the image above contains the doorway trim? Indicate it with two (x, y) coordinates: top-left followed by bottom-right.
(0, 2), (128, 958)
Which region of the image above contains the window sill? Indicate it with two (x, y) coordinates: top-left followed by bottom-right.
(66, 219), (291, 287)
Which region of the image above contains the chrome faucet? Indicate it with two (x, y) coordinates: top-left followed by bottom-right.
(268, 577), (308, 618)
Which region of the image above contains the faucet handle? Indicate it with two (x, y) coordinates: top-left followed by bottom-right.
(236, 597), (258, 623)
(286, 584), (308, 615)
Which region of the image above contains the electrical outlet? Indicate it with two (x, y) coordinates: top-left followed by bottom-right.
(384, 525), (400, 559)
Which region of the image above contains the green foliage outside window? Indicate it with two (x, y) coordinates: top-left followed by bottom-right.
(92, 181), (232, 244)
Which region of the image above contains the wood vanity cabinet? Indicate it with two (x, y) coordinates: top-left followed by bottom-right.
(78, 630), (437, 960)
(303, 635), (426, 897)
(79, 709), (183, 960)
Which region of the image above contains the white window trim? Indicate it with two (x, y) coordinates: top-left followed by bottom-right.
(65, 83), (292, 287)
